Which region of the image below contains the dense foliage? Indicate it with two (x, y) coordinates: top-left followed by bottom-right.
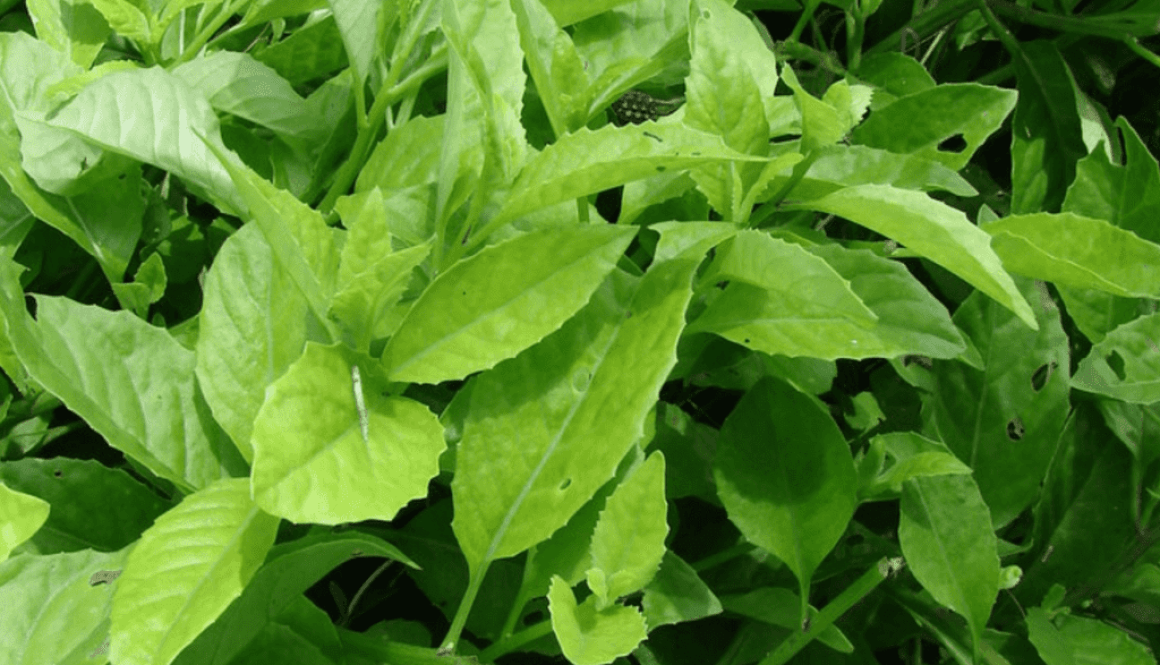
(0, 0), (1158, 664)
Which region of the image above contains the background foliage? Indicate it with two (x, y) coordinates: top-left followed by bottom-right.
(0, 0), (1158, 664)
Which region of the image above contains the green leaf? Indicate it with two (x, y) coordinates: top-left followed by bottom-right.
(587, 451), (668, 609)
(714, 376), (857, 618)
(640, 550), (723, 630)
(982, 213), (1160, 298)
(860, 432), (973, 499)
(548, 575), (648, 665)
(173, 51), (325, 144)
(722, 587), (854, 653)
(0, 457), (174, 555)
(1026, 606), (1079, 665)
(1009, 41), (1086, 214)
(174, 530), (416, 665)
(383, 225), (635, 383)
(111, 251), (168, 318)
(789, 184), (1037, 329)
(212, 144), (339, 339)
(1072, 312), (1160, 404)
(451, 259), (696, 571)
(1051, 613), (1156, 665)
(683, 0), (777, 219)
(328, 0), (382, 89)
(899, 474), (999, 657)
(86, 0), (151, 43)
(0, 259), (244, 494)
(0, 482), (50, 560)
(238, 0), (328, 30)
(689, 243), (966, 360)
(781, 64), (848, 153)
(850, 82), (1017, 172)
(251, 342), (446, 524)
(497, 122), (770, 223)
(510, 0), (589, 136)
(856, 52), (936, 102)
(44, 66), (247, 215)
(356, 114), (444, 193)
(0, 547), (128, 665)
(539, 0), (638, 26)
(110, 479), (278, 665)
(768, 144), (977, 201)
(26, 0), (111, 68)
(195, 223), (319, 464)
(1062, 118), (1160, 242)
(925, 277), (1070, 526)
(252, 16), (349, 86)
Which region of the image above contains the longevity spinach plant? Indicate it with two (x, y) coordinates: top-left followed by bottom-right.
(0, 0), (1159, 664)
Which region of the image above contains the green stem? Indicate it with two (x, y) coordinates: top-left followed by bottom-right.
(441, 561), (491, 654)
(788, 0), (824, 43)
(690, 541), (759, 572)
(1124, 36), (1160, 69)
(990, 0), (1158, 38)
(865, 0), (976, 55)
(173, 0), (246, 65)
(476, 620), (554, 662)
(759, 558), (899, 665)
(318, 44), (449, 214)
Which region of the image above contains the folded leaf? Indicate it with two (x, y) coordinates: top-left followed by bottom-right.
(549, 576), (647, 665)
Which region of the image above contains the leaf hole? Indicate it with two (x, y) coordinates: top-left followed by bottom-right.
(523, 609), (546, 626)
(1030, 361), (1057, 391)
(1107, 351), (1126, 381)
(558, 478), (572, 491)
(54, 469), (63, 477)
(937, 134), (968, 153)
(1006, 417), (1025, 441)
(656, 165), (666, 172)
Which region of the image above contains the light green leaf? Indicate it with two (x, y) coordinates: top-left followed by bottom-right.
(587, 451), (668, 609)
(860, 433), (973, 499)
(174, 530), (416, 665)
(982, 212), (1160, 298)
(157, 0), (228, 36)
(510, 0), (589, 136)
(253, 16), (350, 86)
(111, 251), (168, 318)
(212, 144), (339, 338)
(690, 243), (965, 360)
(722, 587), (854, 653)
(251, 342), (445, 524)
(1072, 312), (1160, 404)
(851, 82), (1017, 172)
(498, 122), (770, 223)
(27, 0), (111, 68)
(239, 0), (328, 30)
(714, 376), (857, 619)
(195, 223), (320, 464)
(110, 479), (280, 665)
(0, 457), (174, 555)
(926, 278), (1073, 526)
(44, 66), (246, 214)
(766, 144), (977, 201)
(790, 184), (1037, 329)
(781, 64), (847, 153)
(174, 51), (325, 143)
(548, 576), (647, 665)
(86, 0), (151, 43)
(0, 259), (244, 494)
(899, 474), (999, 657)
(540, 0), (638, 26)
(641, 550), (723, 630)
(0, 482), (50, 560)
(451, 259), (696, 571)
(328, 0), (381, 88)
(1026, 606), (1078, 665)
(356, 114), (444, 193)
(383, 225), (635, 383)
(0, 547), (128, 665)
(684, 0), (777, 219)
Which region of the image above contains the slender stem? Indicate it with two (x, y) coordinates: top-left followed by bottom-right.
(476, 620), (554, 662)
(1124, 36), (1160, 69)
(319, 45), (449, 213)
(759, 558), (899, 665)
(690, 541), (759, 572)
(173, 0), (246, 65)
(990, 0), (1158, 37)
(441, 560), (491, 653)
(788, 0), (823, 43)
(866, 0), (977, 55)
(340, 560), (394, 627)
